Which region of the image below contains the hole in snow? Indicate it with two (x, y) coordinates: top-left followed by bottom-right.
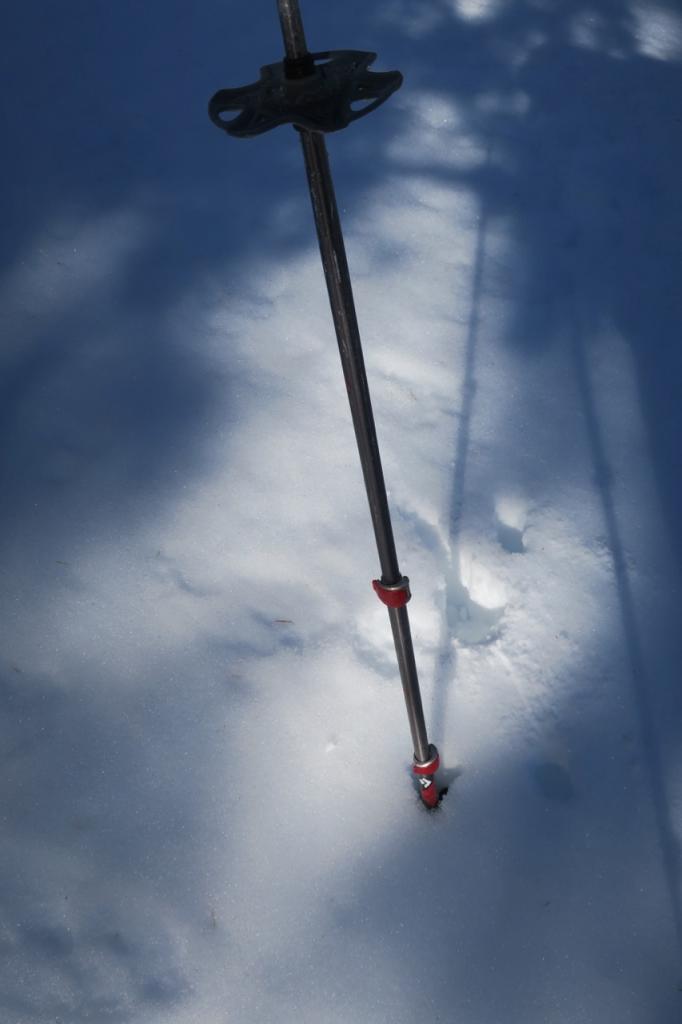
(458, 549), (507, 609)
(495, 492), (528, 553)
(452, 592), (504, 646)
(497, 521), (526, 554)
(449, 554), (506, 646)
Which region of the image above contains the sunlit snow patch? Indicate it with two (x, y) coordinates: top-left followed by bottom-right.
(630, 3), (682, 61)
(377, 0), (446, 38)
(450, 548), (506, 646)
(0, 206), (149, 338)
(448, 0), (510, 24)
(569, 11), (618, 54)
(387, 91), (487, 172)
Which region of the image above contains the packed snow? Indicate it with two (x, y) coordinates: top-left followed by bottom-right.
(1, 1), (681, 1021)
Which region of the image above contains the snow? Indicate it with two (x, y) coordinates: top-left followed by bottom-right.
(1, 1), (681, 1021)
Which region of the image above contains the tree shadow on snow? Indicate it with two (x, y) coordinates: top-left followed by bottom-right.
(375, 0), (682, 990)
(2, 0), (682, 1019)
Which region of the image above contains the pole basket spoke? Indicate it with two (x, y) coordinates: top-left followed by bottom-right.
(209, 50), (402, 138)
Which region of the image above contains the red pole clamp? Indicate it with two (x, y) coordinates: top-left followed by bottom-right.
(413, 744), (440, 809)
(372, 576), (411, 609)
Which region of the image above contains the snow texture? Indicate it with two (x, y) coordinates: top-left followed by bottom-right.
(1, 1), (681, 1021)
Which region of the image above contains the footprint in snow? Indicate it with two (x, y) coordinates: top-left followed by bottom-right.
(495, 493), (528, 554)
(449, 555), (506, 646)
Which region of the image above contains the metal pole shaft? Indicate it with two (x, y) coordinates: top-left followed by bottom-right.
(298, 130), (399, 584)
(298, 131), (430, 764)
(275, 1), (431, 764)
(277, 0), (309, 60)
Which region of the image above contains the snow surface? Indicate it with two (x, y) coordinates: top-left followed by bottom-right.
(1, 1), (682, 1021)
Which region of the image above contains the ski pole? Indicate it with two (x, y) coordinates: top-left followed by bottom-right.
(209, 0), (442, 808)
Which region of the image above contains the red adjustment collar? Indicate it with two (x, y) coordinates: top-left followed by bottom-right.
(412, 745), (440, 776)
(372, 576), (411, 608)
